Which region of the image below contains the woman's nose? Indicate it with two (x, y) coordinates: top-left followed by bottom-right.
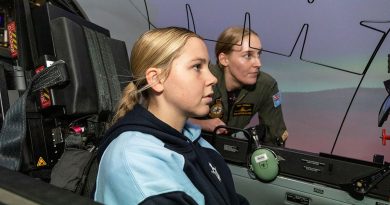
(253, 55), (261, 67)
(206, 68), (217, 86)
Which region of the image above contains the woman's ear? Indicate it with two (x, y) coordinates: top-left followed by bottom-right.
(218, 53), (229, 67)
(145, 67), (164, 92)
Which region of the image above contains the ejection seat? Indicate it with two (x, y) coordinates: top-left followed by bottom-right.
(0, 2), (130, 199)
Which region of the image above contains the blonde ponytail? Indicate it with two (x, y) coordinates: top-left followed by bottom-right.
(111, 82), (139, 124)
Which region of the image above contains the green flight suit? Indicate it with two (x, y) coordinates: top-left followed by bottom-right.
(208, 64), (287, 145)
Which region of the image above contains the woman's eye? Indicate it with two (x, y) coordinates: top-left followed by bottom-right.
(193, 64), (202, 71)
(243, 52), (261, 60)
(244, 53), (251, 59)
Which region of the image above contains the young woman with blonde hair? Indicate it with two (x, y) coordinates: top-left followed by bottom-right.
(94, 27), (249, 205)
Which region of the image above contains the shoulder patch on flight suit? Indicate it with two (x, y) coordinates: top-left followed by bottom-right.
(233, 103), (254, 116)
(273, 92), (281, 108)
(209, 98), (224, 118)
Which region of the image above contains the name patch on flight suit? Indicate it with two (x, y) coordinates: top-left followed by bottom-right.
(233, 103), (254, 116)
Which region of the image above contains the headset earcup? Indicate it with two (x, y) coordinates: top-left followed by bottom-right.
(250, 148), (279, 182)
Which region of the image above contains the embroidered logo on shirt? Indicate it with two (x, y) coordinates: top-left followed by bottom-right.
(209, 98), (223, 118)
(272, 92), (282, 108)
(209, 162), (221, 182)
(233, 103), (253, 116)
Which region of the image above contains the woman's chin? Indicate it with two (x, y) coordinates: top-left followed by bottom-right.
(191, 107), (210, 118)
(243, 80), (257, 86)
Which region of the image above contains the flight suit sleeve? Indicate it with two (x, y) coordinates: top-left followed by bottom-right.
(257, 76), (287, 145)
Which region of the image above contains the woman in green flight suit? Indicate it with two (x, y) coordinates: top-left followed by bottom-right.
(190, 26), (288, 146)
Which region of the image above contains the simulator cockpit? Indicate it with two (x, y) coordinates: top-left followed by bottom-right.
(0, 1), (389, 205)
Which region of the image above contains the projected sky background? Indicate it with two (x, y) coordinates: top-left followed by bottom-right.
(77, 0), (390, 162)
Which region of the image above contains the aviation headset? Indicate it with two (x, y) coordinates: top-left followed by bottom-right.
(214, 126), (279, 182)
(249, 144), (279, 182)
